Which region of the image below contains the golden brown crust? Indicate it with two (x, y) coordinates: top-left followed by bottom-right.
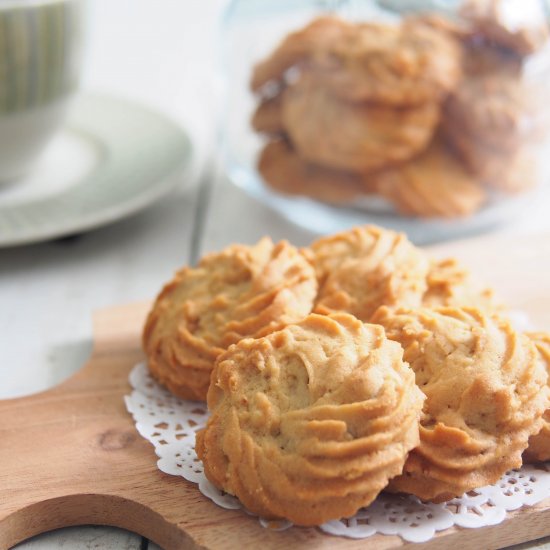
(310, 225), (414, 287)
(281, 72), (440, 174)
(422, 258), (497, 312)
(196, 313), (424, 525)
(257, 139), (376, 205)
(310, 226), (429, 321)
(523, 332), (550, 462)
(371, 306), (548, 502)
(142, 238), (317, 401)
(310, 19), (463, 105)
(375, 139), (487, 218)
(251, 16), (462, 106)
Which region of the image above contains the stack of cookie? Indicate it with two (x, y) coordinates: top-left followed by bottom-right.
(250, 2), (550, 218)
(441, 24), (548, 194)
(143, 224), (550, 525)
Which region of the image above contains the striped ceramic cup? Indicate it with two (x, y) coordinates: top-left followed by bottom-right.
(0, 0), (84, 182)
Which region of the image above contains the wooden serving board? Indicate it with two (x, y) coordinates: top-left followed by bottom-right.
(1, 231), (550, 550)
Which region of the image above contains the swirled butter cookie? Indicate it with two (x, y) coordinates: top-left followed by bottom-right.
(251, 16), (349, 92)
(523, 332), (550, 463)
(142, 238), (317, 401)
(251, 16), (462, 106)
(422, 258), (497, 312)
(258, 139), (376, 205)
(310, 18), (463, 105)
(371, 306), (548, 502)
(310, 226), (429, 322)
(281, 73), (440, 173)
(195, 313), (424, 525)
(374, 139), (487, 218)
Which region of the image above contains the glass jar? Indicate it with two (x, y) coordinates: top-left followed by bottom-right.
(220, 0), (550, 243)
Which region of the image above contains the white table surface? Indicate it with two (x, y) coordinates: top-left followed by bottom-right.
(1, 1), (550, 548)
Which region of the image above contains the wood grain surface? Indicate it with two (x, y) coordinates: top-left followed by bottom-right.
(1, 231), (549, 550)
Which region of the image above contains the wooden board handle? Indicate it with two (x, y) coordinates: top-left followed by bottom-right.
(91, 301), (151, 359)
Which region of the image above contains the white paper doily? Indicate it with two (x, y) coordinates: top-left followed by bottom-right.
(125, 362), (550, 543)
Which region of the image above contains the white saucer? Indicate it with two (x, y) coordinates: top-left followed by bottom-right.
(0, 94), (192, 247)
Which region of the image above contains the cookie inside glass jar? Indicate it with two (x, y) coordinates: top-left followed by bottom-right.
(249, 1), (550, 220)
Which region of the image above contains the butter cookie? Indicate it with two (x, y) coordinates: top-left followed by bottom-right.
(250, 16), (349, 92)
(442, 52), (544, 193)
(251, 17), (462, 106)
(258, 139), (375, 205)
(196, 313), (424, 525)
(523, 332), (550, 463)
(311, 18), (463, 105)
(371, 306), (548, 502)
(422, 258), (497, 312)
(281, 73), (440, 173)
(143, 238), (317, 401)
(311, 226), (429, 321)
(375, 139), (487, 218)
